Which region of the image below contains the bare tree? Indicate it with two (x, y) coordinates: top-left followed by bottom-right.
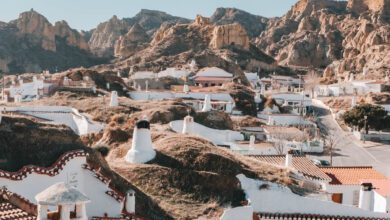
(272, 139), (286, 155)
(325, 130), (344, 166)
(270, 131), (307, 155)
(304, 70), (321, 98)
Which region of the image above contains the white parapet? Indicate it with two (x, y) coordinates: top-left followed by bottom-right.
(110, 91), (119, 107)
(201, 94), (212, 112)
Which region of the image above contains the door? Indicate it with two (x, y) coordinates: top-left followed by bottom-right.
(332, 193), (343, 204)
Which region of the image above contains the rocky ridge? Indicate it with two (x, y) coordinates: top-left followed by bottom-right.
(0, 9), (104, 73)
(89, 9), (191, 57)
(256, 0), (390, 78)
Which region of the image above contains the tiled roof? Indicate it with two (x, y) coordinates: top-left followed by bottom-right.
(361, 179), (390, 197)
(249, 155), (331, 182)
(256, 212), (389, 220)
(320, 166), (387, 185)
(0, 202), (35, 220)
(194, 76), (232, 82)
(263, 126), (303, 135)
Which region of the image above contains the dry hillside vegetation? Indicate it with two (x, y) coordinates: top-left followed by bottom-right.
(107, 134), (292, 219)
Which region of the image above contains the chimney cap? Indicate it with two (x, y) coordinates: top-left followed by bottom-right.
(361, 182), (373, 191)
(136, 119), (150, 129)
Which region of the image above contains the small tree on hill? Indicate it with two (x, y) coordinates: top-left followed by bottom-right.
(342, 104), (390, 133)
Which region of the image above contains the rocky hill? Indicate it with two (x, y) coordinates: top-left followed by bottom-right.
(210, 7), (269, 38)
(256, 0), (390, 79)
(88, 9), (191, 57)
(0, 9), (106, 73)
(111, 15), (293, 79)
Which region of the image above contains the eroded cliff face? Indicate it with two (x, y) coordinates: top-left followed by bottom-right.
(54, 21), (89, 51)
(256, 0), (390, 77)
(88, 15), (130, 57)
(210, 7), (268, 38)
(209, 23), (250, 50)
(88, 10), (191, 57)
(0, 9), (104, 73)
(15, 9), (56, 52)
(114, 23), (150, 58)
(110, 15), (293, 81)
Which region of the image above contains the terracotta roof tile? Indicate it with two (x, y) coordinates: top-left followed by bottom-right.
(361, 179), (390, 197)
(0, 202), (36, 220)
(256, 212), (389, 220)
(249, 155), (331, 182)
(320, 166), (387, 185)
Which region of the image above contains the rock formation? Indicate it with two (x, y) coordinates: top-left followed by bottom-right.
(88, 10), (190, 57)
(54, 21), (89, 51)
(210, 7), (268, 38)
(114, 23), (149, 57)
(210, 23), (250, 50)
(256, 0), (390, 78)
(0, 9), (103, 73)
(15, 9), (56, 51)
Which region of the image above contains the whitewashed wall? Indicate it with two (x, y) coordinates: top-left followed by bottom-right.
(0, 155), (123, 218)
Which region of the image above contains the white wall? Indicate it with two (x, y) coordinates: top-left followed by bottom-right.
(373, 191), (389, 213)
(170, 120), (244, 146)
(237, 174), (390, 218)
(220, 206), (253, 220)
(128, 91), (234, 102)
(0, 154), (123, 218)
(3, 106), (104, 136)
(324, 184), (360, 206)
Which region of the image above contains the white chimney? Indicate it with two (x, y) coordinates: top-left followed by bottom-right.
(125, 189), (136, 214)
(125, 118), (156, 164)
(358, 183), (373, 211)
(182, 115), (194, 134)
(351, 96), (357, 108)
(226, 101), (233, 113)
(145, 80), (149, 92)
(109, 91), (118, 107)
(249, 135), (255, 149)
(201, 94), (212, 112)
(183, 84), (190, 93)
(285, 150), (293, 168)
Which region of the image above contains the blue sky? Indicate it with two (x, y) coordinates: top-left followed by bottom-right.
(0, 0), (297, 31)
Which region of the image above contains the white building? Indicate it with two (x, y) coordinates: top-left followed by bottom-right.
(193, 67), (233, 87)
(129, 91), (235, 114)
(320, 166), (389, 210)
(315, 80), (385, 97)
(237, 174), (390, 219)
(2, 106), (104, 136)
(258, 113), (314, 126)
(0, 150), (134, 218)
(170, 116), (244, 146)
(5, 77), (53, 102)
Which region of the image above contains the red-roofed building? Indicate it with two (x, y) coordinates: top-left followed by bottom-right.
(321, 166), (390, 213)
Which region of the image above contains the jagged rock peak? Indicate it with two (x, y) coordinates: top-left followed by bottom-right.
(210, 7), (268, 37)
(289, 0), (347, 19)
(15, 9), (56, 51)
(210, 23), (250, 50)
(54, 20), (89, 51)
(193, 15), (211, 26)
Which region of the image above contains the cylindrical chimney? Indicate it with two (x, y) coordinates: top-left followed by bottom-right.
(125, 189), (136, 214)
(285, 150), (293, 168)
(358, 182), (373, 211)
